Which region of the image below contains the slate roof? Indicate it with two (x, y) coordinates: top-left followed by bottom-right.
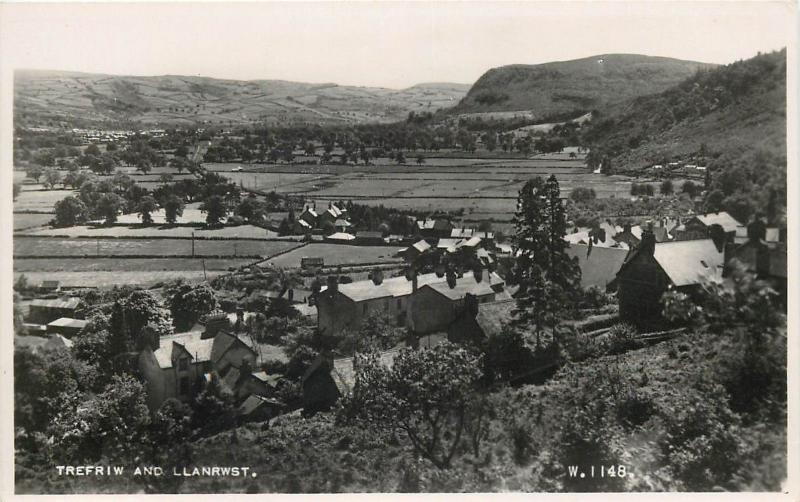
(334, 218), (352, 227)
(335, 271), (503, 303)
(565, 244), (629, 289)
(47, 317), (88, 330)
(423, 279), (496, 301)
(411, 240), (431, 253)
(451, 228), (474, 238)
(620, 239), (723, 287)
(30, 298), (81, 310)
(691, 212), (743, 233)
(153, 331), (215, 369)
(252, 371), (282, 387)
(326, 232), (356, 241)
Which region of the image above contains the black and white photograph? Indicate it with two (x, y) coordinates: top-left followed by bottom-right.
(0, 1), (797, 497)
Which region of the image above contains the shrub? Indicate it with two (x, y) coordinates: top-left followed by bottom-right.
(602, 323), (641, 355)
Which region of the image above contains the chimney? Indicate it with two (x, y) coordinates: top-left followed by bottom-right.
(640, 220), (656, 256)
(747, 219), (766, 242)
(326, 275), (338, 295)
(464, 293), (479, 318)
(446, 269), (457, 289)
(371, 268), (384, 285)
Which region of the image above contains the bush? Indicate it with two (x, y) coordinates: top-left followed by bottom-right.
(658, 382), (744, 490)
(602, 323), (641, 355)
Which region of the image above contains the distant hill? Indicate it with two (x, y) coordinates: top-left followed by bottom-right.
(14, 71), (470, 127)
(450, 54), (715, 119)
(582, 49), (786, 168)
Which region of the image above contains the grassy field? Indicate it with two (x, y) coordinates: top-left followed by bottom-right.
(265, 243), (404, 268)
(14, 258), (252, 287)
(13, 213), (53, 231)
(13, 188), (75, 213)
(14, 237), (302, 258)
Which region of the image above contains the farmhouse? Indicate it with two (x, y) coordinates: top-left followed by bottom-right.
(299, 206), (319, 227)
(38, 280), (61, 294)
(317, 203), (346, 228)
(616, 230), (723, 323)
(406, 273), (505, 334)
(138, 318), (259, 411)
(565, 243), (629, 291)
(28, 297), (81, 325)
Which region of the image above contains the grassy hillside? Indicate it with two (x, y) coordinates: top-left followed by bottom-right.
(582, 49), (787, 223)
(451, 54), (714, 119)
(14, 70), (470, 128)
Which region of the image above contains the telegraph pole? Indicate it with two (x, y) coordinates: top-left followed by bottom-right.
(191, 231), (195, 257)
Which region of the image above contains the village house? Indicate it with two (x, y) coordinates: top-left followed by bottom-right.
(298, 205), (319, 228)
(416, 218), (454, 238)
(27, 297), (81, 325)
(316, 270), (502, 336)
(46, 317), (88, 338)
(616, 229), (723, 323)
(565, 243), (629, 291)
(673, 211), (743, 247)
(725, 219), (787, 303)
(37, 280), (61, 294)
(324, 232), (356, 243)
(407, 272), (506, 335)
(137, 313), (259, 411)
(402, 239), (432, 262)
(317, 202), (346, 228)
(355, 230), (385, 245)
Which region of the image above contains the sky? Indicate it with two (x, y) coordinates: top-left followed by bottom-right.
(0, 1), (795, 89)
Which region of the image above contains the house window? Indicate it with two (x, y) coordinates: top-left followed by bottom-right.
(179, 376), (190, 395)
(178, 358), (189, 371)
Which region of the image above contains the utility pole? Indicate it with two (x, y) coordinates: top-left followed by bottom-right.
(96, 239), (100, 256)
(191, 231), (195, 257)
(202, 258), (207, 281)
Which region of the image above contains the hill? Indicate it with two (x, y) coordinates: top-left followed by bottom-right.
(450, 54), (715, 119)
(13, 70), (470, 128)
(582, 49), (786, 223)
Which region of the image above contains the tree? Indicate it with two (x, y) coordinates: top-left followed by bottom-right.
(85, 143), (101, 156)
(164, 195), (185, 225)
(26, 165), (43, 182)
(54, 196), (89, 227)
(416, 155), (425, 165)
(167, 282), (219, 331)
(137, 196), (158, 225)
(342, 343), (484, 469)
(42, 168), (62, 189)
(96, 192), (125, 225)
(511, 176), (580, 346)
(109, 290), (173, 356)
(236, 196), (265, 223)
(569, 187), (596, 202)
(660, 179), (674, 195)
(682, 181), (698, 198)
(200, 195), (226, 227)
(336, 311), (405, 355)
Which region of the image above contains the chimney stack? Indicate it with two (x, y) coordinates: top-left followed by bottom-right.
(326, 275), (338, 295)
(640, 220), (656, 256)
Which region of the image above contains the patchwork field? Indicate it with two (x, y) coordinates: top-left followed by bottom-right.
(13, 188), (75, 213)
(14, 237), (303, 258)
(207, 157), (649, 222)
(264, 243), (404, 269)
(13, 213), (53, 231)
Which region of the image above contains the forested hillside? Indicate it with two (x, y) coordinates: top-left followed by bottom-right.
(583, 49), (787, 223)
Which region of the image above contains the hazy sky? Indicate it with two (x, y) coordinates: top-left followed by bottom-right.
(0, 1), (795, 88)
